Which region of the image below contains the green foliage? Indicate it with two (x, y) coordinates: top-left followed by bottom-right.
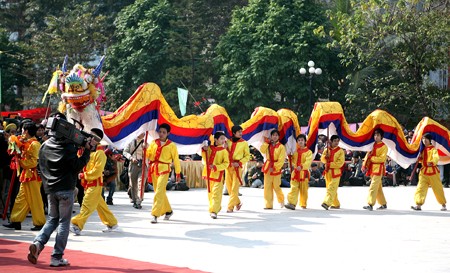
(215, 0), (344, 124)
(0, 28), (29, 110)
(105, 0), (176, 111)
(331, 0), (450, 126)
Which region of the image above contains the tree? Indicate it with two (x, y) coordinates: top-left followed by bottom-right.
(0, 28), (29, 111)
(105, 0), (249, 115)
(331, 0), (450, 126)
(214, 0), (344, 124)
(104, 0), (177, 111)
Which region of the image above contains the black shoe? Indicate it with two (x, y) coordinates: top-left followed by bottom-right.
(31, 225), (43, 231)
(284, 203), (296, 210)
(3, 222), (21, 230)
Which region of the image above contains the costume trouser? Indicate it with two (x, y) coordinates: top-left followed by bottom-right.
(128, 163), (144, 205)
(151, 172), (171, 217)
(414, 173), (447, 206)
(71, 185), (118, 230)
(263, 174), (285, 209)
(367, 174), (386, 206)
(10, 181), (45, 226)
(34, 190), (73, 259)
(225, 167), (242, 210)
(323, 172), (340, 207)
(287, 179), (308, 207)
(208, 181), (223, 214)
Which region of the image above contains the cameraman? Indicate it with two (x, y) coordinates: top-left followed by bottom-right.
(27, 112), (92, 267)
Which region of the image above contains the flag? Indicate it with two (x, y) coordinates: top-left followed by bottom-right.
(177, 87), (188, 116)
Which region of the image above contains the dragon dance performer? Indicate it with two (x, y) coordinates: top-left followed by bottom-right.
(3, 122), (45, 231)
(202, 132), (229, 219)
(260, 129), (286, 209)
(224, 125), (250, 213)
(320, 135), (345, 210)
(411, 133), (447, 211)
(362, 129), (388, 211)
(70, 129), (118, 235)
(146, 123), (181, 224)
(285, 134), (313, 210)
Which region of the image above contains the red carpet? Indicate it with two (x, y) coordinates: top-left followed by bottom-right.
(0, 239), (207, 273)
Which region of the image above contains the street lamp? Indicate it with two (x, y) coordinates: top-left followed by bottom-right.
(299, 60), (322, 114)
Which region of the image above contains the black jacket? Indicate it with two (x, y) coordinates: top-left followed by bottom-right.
(38, 137), (91, 194)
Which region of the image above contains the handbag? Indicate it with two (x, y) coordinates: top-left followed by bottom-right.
(120, 167), (129, 187)
(124, 139), (143, 168)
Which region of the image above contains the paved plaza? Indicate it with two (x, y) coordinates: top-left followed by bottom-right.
(1, 185), (450, 273)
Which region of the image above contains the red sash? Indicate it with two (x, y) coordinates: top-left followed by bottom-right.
(421, 146), (438, 175)
(264, 142), (282, 175)
(228, 139), (244, 185)
(205, 146), (225, 183)
(293, 147), (310, 181)
(366, 142), (385, 176)
(324, 147), (342, 178)
(149, 139), (172, 176)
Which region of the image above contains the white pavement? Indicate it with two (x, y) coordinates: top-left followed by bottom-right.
(1, 185), (450, 273)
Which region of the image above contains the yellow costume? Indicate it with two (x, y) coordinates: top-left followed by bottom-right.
(260, 141), (286, 209)
(10, 137), (46, 227)
(414, 145), (447, 207)
(287, 147), (313, 208)
(71, 149), (117, 230)
(225, 139), (250, 211)
(202, 145), (229, 214)
(362, 142), (388, 207)
(146, 139), (181, 217)
(321, 146), (345, 208)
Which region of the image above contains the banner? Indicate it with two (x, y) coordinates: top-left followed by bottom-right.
(177, 87), (188, 116)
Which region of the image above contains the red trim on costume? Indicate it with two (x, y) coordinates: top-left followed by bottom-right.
(293, 147), (310, 181)
(367, 142), (386, 176)
(421, 146), (438, 176)
(324, 147), (342, 178)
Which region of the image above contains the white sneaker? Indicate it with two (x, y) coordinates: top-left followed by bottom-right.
(102, 225), (119, 233)
(164, 211), (173, 220)
(151, 216), (158, 224)
(69, 224), (81, 236)
(50, 258), (70, 267)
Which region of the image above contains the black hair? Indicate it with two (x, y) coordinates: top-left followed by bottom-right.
(423, 133), (433, 141)
(296, 134), (307, 141)
(374, 128), (384, 138)
(330, 135), (340, 141)
(231, 125), (243, 134)
(23, 122), (37, 137)
(159, 123), (171, 133)
(214, 131), (226, 139)
(270, 129), (280, 136)
(90, 128), (104, 140)
(50, 111), (67, 120)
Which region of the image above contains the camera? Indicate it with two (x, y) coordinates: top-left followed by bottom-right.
(137, 159), (143, 168)
(46, 117), (93, 147)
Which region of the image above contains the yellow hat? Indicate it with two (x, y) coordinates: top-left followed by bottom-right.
(4, 123), (17, 132)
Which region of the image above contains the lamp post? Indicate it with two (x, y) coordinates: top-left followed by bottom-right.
(299, 60), (322, 114)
